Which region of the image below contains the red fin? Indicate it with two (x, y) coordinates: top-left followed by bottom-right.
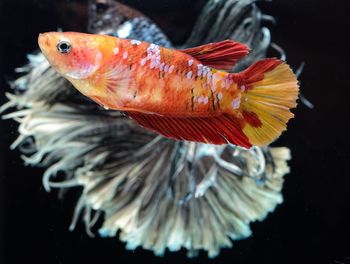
(127, 112), (252, 148)
(231, 58), (283, 86)
(180, 40), (249, 71)
(229, 58), (299, 146)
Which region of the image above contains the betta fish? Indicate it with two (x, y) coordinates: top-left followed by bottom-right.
(38, 32), (298, 148)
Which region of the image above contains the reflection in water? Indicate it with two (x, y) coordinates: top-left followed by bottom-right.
(1, 0), (292, 258)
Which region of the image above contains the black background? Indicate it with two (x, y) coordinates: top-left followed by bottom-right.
(0, 0), (350, 263)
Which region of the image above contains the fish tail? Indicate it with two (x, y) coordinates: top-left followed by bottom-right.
(230, 58), (299, 146)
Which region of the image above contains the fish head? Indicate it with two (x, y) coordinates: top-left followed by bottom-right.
(38, 32), (111, 80)
(38, 32), (123, 107)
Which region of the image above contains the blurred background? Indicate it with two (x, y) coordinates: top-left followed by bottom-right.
(0, 0), (349, 263)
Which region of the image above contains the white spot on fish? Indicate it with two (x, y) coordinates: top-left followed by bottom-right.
(164, 64), (169, 72)
(187, 71), (193, 79)
(221, 79), (227, 89)
(222, 77), (233, 90)
(151, 43), (158, 49)
(218, 92), (223, 100)
(123, 51), (128, 59)
(117, 21), (132, 38)
(155, 60), (160, 69)
(146, 43), (162, 70)
(206, 71), (212, 84)
(197, 96), (209, 104)
(104, 106), (109, 110)
(95, 52), (102, 62)
(241, 85), (246, 91)
(231, 94), (241, 109)
(188, 59), (194, 66)
(131, 39), (141, 45)
(169, 65), (175, 73)
(113, 47), (119, 55)
(202, 66), (211, 79)
(160, 62), (165, 71)
(211, 73), (221, 92)
(140, 58), (147, 66)
(197, 64), (203, 76)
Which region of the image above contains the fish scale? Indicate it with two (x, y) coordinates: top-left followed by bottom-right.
(111, 39), (237, 115)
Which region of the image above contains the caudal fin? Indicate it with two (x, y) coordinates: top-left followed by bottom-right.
(231, 58), (299, 146)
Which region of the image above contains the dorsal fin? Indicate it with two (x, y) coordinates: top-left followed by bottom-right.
(180, 40), (249, 71)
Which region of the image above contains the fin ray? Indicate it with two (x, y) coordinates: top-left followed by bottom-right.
(180, 40), (249, 70)
(127, 112), (251, 147)
(230, 58), (299, 146)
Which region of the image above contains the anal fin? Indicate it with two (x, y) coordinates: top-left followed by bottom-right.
(127, 112), (252, 147)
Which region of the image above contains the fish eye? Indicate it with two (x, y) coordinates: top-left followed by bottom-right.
(57, 40), (71, 54)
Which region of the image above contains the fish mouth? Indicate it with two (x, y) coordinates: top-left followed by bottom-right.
(38, 32), (54, 64)
(37, 32), (62, 71)
(38, 32), (62, 57)
(38, 33), (51, 53)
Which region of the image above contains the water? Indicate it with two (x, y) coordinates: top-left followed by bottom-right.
(0, 0), (349, 263)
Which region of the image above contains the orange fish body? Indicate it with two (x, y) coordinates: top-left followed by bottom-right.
(38, 32), (298, 148)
